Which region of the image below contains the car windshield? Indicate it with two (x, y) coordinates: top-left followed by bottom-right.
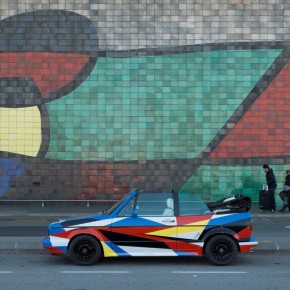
(105, 192), (133, 215)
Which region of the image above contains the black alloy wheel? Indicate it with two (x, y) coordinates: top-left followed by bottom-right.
(68, 235), (101, 266)
(205, 234), (238, 266)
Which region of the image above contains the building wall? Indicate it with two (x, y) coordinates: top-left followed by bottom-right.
(0, 0), (289, 201)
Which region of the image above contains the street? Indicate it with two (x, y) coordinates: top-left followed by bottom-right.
(1, 209), (290, 289)
(0, 251), (289, 290)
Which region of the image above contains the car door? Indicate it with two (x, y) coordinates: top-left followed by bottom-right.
(109, 192), (177, 257)
(176, 192), (212, 255)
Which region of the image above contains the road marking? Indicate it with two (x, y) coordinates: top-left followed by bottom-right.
(61, 271), (129, 274)
(172, 271), (247, 274)
(285, 226), (290, 229)
(0, 271), (13, 274)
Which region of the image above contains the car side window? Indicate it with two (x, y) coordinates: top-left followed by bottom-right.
(178, 192), (210, 216)
(118, 192), (174, 217)
(136, 192), (174, 216)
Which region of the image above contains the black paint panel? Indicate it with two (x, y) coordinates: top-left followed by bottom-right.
(100, 229), (170, 249)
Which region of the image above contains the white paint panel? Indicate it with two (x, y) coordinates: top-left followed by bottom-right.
(64, 227), (76, 232)
(50, 236), (69, 247)
(211, 214), (230, 220)
(189, 242), (204, 247)
(176, 231), (202, 240)
(144, 217), (177, 226)
(68, 218), (115, 228)
(119, 246), (178, 257)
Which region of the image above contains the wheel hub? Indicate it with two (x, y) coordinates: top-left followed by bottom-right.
(218, 246), (225, 254)
(212, 242), (231, 260)
(81, 247), (89, 254)
(76, 242), (95, 260)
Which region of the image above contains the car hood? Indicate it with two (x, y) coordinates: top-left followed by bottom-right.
(60, 213), (112, 227)
(47, 213), (111, 230)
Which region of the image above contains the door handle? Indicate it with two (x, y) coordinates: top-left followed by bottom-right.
(162, 219), (175, 223)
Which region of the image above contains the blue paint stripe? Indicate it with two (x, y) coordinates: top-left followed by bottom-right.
(42, 237), (52, 247)
(105, 241), (130, 256)
(174, 250), (197, 256)
(111, 217), (164, 227)
(208, 213), (251, 226)
(55, 246), (67, 254)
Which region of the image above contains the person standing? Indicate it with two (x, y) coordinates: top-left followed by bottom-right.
(262, 164), (277, 211)
(278, 170), (290, 212)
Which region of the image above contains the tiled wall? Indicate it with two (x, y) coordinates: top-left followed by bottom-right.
(0, 1), (290, 202)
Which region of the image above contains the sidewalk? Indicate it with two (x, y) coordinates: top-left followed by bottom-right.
(0, 200), (114, 218)
(0, 201), (290, 252)
(1, 200), (289, 218)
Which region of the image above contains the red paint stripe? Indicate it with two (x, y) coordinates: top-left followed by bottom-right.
(210, 60), (290, 158)
(44, 246), (66, 255)
(0, 52), (90, 96)
(177, 215), (211, 225)
(236, 226), (252, 239)
(176, 241), (203, 256)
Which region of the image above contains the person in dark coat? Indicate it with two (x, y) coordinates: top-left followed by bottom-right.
(278, 170), (290, 212)
(263, 164), (277, 211)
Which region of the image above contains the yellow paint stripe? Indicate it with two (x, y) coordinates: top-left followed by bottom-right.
(147, 219), (210, 237)
(0, 107), (41, 157)
(147, 227), (177, 237)
(177, 225), (205, 235)
(176, 219), (210, 235)
(186, 220), (210, 226)
(101, 241), (118, 257)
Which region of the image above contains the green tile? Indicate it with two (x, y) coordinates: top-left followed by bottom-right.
(46, 49), (281, 161)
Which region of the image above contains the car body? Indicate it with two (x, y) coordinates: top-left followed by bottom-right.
(42, 189), (258, 266)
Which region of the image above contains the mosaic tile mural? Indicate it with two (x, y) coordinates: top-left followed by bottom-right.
(1, 2), (290, 202)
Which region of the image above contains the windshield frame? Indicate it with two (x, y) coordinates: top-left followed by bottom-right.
(105, 191), (134, 215)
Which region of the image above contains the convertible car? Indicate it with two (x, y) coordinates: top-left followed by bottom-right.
(42, 189), (257, 266)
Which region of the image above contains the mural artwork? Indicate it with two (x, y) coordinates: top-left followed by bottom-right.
(1, 9), (290, 201)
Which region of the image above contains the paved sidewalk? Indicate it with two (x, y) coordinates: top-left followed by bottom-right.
(0, 201), (112, 218)
(1, 200), (289, 218)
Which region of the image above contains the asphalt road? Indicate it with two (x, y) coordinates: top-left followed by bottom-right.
(0, 252), (289, 290)
(252, 216), (290, 250)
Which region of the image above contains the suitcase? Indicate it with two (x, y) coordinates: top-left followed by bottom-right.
(259, 190), (275, 210)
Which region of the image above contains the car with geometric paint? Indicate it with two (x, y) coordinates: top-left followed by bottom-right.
(42, 189), (258, 266)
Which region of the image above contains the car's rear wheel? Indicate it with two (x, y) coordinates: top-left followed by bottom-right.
(205, 235), (238, 266)
(68, 235), (101, 266)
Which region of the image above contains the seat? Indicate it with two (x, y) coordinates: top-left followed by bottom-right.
(162, 198), (174, 216)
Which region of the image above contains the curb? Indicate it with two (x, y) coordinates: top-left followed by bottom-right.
(0, 212), (290, 219)
(0, 237), (43, 250)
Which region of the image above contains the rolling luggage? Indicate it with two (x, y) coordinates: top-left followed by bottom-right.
(259, 190), (275, 211)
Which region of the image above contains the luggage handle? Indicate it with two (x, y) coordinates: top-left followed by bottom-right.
(263, 184), (268, 191)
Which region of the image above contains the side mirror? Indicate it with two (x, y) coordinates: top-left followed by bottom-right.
(131, 210), (138, 218)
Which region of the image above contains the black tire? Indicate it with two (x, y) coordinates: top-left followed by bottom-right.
(68, 235), (101, 266)
(205, 235), (238, 266)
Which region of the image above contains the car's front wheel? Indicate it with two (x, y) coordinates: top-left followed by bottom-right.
(205, 235), (238, 266)
(68, 235), (102, 266)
